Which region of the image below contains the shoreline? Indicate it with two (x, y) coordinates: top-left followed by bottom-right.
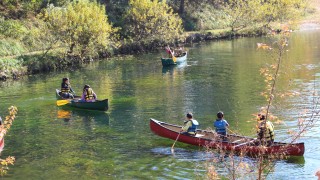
(2, 6), (320, 81)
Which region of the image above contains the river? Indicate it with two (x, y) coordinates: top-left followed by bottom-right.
(0, 29), (320, 179)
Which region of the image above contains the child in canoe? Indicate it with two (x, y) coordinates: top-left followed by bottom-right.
(181, 112), (199, 136)
(214, 111), (229, 139)
(60, 77), (75, 98)
(80, 84), (97, 102)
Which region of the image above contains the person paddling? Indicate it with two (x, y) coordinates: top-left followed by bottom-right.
(165, 45), (174, 58)
(60, 77), (75, 99)
(180, 112), (199, 136)
(214, 111), (229, 140)
(81, 84), (97, 102)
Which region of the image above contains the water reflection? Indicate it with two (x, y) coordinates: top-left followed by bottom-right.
(162, 61), (188, 75)
(151, 147), (213, 161)
(1, 30), (320, 179)
(57, 109), (71, 121)
(286, 156), (305, 164)
(56, 108), (110, 126)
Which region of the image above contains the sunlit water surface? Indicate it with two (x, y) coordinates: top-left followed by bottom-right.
(0, 29), (320, 179)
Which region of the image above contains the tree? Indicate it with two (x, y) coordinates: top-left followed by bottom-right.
(125, 0), (183, 44)
(179, 0), (184, 15)
(40, 0), (117, 59)
(216, 0), (308, 34)
(219, 0), (261, 33)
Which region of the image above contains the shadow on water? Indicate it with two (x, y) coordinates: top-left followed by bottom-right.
(285, 156), (305, 165)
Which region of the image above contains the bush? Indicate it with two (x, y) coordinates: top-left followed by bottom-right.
(40, 0), (117, 59)
(124, 0), (183, 43)
(0, 39), (26, 57)
(0, 17), (28, 39)
(0, 58), (27, 80)
(21, 53), (77, 73)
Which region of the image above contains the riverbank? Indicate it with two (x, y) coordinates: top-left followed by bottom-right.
(0, 0), (318, 81)
(0, 28), (258, 81)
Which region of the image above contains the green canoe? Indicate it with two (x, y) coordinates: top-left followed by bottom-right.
(56, 89), (108, 111)
(161, 52), (187, 66)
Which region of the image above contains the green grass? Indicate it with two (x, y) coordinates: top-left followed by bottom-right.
(0, 39), (26, 57)
(0, 57), (27, 79)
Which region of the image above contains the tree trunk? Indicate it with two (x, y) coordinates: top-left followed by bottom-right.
(179, 0), (184, 15)
(68, 43), (75, 54)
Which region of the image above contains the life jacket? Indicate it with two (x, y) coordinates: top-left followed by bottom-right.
(61, 83), (70, 93)
(187, 119), (199, 134)
(258, 121), (275, 141)
(85, 88), (94, 100)
(214, 119), (227, 133)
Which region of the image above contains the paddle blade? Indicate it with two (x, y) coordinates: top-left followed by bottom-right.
(56, 100), (70, 106)
(171, 147), (175, 154)
(172, 56), (177, 63)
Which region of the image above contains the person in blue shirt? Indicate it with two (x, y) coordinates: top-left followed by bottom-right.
(181, 112), (199, 136)
(214, 111), (229, 137)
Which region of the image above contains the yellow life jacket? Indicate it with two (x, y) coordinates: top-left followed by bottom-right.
(85, 88), (94, 100)
(61, 83), (70, 93)
(258, 121), (275, 141)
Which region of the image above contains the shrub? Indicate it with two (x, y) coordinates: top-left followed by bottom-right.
(40, 0), (117, 59)
(0, 17), (27, 39)
(0, 58), (27, 80)
(0, 39), (26, 57)
(124, 0), (183, 43)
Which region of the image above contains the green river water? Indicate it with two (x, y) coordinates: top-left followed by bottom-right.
(0, 29), (320, 179)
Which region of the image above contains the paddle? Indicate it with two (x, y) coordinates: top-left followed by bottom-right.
(56, 100), (70, 106)
(166, 46), (176, 63)
(234, 138), (257, 148)
(171, 132), (181, 153)
(171, 51), (177, 63)
(227, 127), (237, 135)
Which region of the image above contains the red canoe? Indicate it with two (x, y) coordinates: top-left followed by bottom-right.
(150, 118), (304, 156)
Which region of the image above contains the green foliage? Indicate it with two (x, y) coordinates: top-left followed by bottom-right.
(0, 58), (23, 71)
(102, 0), (129, 29)
(216, 0), (308, 33)
(0, 39), (26, 57)
(251, 0), (305, 27)
(125, 0), (183, 43)
(219, 0), (261, 33)
(40, 0), (117, 58)
(21, 54), (66, 73)
(0, 0), (41, 18)
(0, 58), (27, 79)
(0, 17), (28, 39)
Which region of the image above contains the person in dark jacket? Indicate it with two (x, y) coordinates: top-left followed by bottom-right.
(60, 77), (75, 98)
